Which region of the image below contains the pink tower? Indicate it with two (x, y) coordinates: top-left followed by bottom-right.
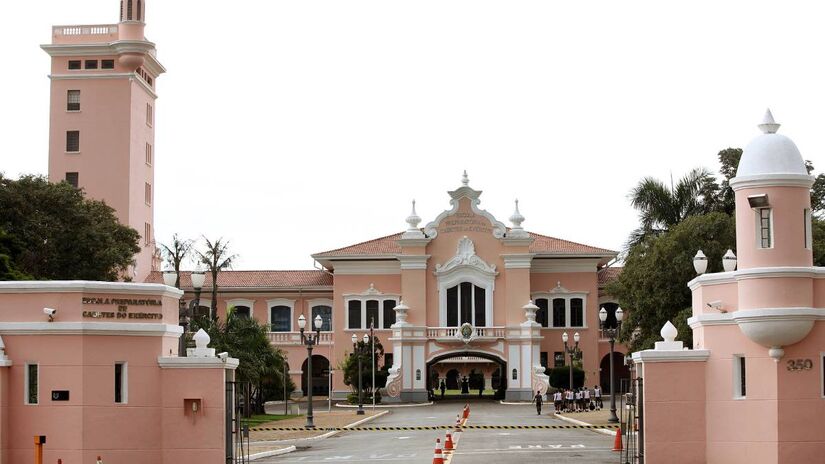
(42, 0), (165, 282)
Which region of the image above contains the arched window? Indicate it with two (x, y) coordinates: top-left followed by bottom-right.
(233, 306), (251, 319)
(366, 300), (379, 329)
(126, 0), (133, 20)
(535, 298), (549, 327)
(137, 0), (142, 21)
(347, 301), (361, 329)
(312, 305), (332, 331)
(382, 300), (396, 328)
(270, 305), (291, 332)
(552, 298), (566, 327)
(446, 282), (486, 327)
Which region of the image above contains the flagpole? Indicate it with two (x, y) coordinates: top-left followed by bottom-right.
(371, 318), (375, 411)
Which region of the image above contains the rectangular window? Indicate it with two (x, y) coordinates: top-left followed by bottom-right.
(552, 298), (566, 327)
(540, 352), (548, 369)
(65, 172), (79, 188)
(68, 60), (81, 70)
(101, 59), (115, 69)
(382, 300), (396, 329)
(459, 282), (473, 325)
(114, 362), (127, 404)
(312, 305), (332, 331)
(366, 300), (379, 329)
(554, 352), (565, 368)
(144, 222), (151, 245)
(85, 59), (98, 70)
(535, 298), (549, 328)
(67, 90), (80, 111)
(474, 285), (486, 327)
(145, 143), (153, 165)
(66, 131), (80, 152)
(145, 182), (151, 205)
(270, 306), (291, 332)
(26, 364), (39, 404)
(758, 208), (772, 248)
(446, 286), (458, 327)
(570, 298), (584, 327)
(733, 355), (746, 398)
(146, 104), (153, 126)
(805, 209), (813, 250)
(348, 300), (362, 329)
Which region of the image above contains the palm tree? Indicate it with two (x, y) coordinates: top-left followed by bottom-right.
(196, 236), (238, 319)
(159, 233), (192, 288)
(628, 167), (717, 246)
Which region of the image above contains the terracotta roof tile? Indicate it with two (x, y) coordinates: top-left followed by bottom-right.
(598, 267), (623, 286)
(314, 232), (404, 257)
(527, 232), (616, 255)
(145, 270), (333, 288)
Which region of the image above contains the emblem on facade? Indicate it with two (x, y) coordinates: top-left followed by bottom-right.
(457, 322), (475, 343)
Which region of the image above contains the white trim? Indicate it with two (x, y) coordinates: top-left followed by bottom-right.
(821, 352), (825, 399)
(343, 293), (399, 330)
(115, 361), (128, 404)
(422, 186), (508, 239)
(157, 356), (239, 370)
(48, 72), (159, 99)
(25, 363), (39, 405)
(332, 260), (400, 275)
(0, 322), (182, 337)
(631, 349), (711, 363)
(730, 173), (815, 190)
(398, 255), (430, 270)
(531, 290), (588, 329)
(267, 298), (295, 332)
(226, 298), (255, 318)
(531, 258), (600, 273)
(0, 280), (182, 298)
(308, 298), (334, 331)
(687, 266), (825, 291)
(502, 254), (534, 269)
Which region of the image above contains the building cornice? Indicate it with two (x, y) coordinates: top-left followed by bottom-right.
(729, 173), (814, 191)
(157, 356), (239, 370)
(48, 72), (158, 98)
(688, 267), (825, 291)
(531, 258), (601, 273)
(502, 254), (534, 269)
(0, 281), (182, 298)
(0, 322), (182, 337)
(632, 349), (710, 363)
(398, 255), (430, 270)
(333, 260), (400, 275)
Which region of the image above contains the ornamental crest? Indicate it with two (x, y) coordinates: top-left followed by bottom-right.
(457, 322), (476, 343)
(434, 237), (497, 277)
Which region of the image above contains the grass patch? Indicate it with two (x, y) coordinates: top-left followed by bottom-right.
(241, 414), (297, 427)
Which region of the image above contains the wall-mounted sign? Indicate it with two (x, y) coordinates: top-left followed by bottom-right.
(82, 296), (163, 320)
(51, 390), (69, 401)
(786, 359), (813, 371)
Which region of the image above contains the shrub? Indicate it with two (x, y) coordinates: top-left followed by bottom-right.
(547, 366), (585, 389)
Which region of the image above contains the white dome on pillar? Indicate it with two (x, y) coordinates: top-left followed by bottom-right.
(733, 109), (810, 181)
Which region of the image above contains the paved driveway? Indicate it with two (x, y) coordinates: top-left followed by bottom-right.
(258, 401), (616, 463)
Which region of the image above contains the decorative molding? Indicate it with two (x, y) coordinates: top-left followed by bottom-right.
(226, 298), (255, 317)
(0, 322), (182, 337)
(729, 173), (814, 191)
(0, 281), (182, 298)
(398, 255), (430, 270)
(434, 237), (497, 278)
(632, 349), (711, 363)
(48, 72), (158, 99)
(531, 258), (600, 273)
(688, 266), (825, 291)
(266, 298), (295, 332)
(422, 175), (508, 239)
(332, 260), (401, 275)
(502, 254), (534, 269)
(157, 356), (239, 370)
(41, 39), (166, 75)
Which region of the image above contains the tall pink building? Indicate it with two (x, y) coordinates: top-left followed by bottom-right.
(43, 0), (163, 282)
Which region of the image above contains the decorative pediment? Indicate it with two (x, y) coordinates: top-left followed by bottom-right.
(434, 237), (498, 277)
(549, 281), (572, 294)
(423, 172), (508, 239)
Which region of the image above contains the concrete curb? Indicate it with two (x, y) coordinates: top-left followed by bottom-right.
(335, 401), (433, 408)
(249, 409), (391, 446)
(498, 400), (532, 405)
(553, 413), (617, 436)
(248, 445), (297, 461)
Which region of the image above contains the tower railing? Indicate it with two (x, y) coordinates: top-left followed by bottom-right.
(52, 24), (119, 43)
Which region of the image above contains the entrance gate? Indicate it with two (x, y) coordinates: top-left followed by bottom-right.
(226, 380), (252, 464)
(621, 375), (644, 464)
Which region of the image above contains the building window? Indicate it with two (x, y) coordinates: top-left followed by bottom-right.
(552, 298), (566, 327)
(85, 60), (98, 70)
(66, 131), (80, 152)
(137, 0), (142, 21)
(758, 208), (772, 248)
(145, 182), (151, 205)
(312, 305), (332, 331)
(67, 90), (80, 111)
(144, 222), (151, 245)
(733, 355), (746, 398)
(805, 209), (813, 250)
(554, 352), (565, 367)
(366, 300), (379, 329)
(382, 300), (396, 328)
(233, 306), (251, 319)
(68, 60), (81, 70)
(127, 0), (133, 20)
(446, 282), (486, 327)
(540, 352), (548, 369)
(512, 368), (518, 380)
(26, 364), (38, 404)
(145, 143), (153, 165)
(270, 305), (291, 332)
(102, 59), (115, 69)
(570, 298), (584, 327)
(535, 298), (549, 327)
(114, 362), (127, 404)
(347, 301), (361, 329)
(536, 294), (588, 328)
(146, 104), (153, 126)
(65, 172), (79, 188)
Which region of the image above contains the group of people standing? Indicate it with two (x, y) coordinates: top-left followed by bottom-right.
(533, 385), (603, 415)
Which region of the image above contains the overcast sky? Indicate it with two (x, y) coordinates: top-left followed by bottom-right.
(3, 1), (824, 270)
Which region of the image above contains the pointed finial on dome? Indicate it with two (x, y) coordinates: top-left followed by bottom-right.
(461, 170), (469, 187)
(758, 108), (781, 134)
(405, 199), (421, 231)
(509, 199), (525, 230)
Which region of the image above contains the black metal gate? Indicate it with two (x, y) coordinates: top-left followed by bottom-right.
(621, 375), (643, 464)
(226, 381), (251, 464)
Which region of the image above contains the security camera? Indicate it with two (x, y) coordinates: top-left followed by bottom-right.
(43, 307), (57, 322)
(706, 301), (725, 312)
(218, 352), (229, 361)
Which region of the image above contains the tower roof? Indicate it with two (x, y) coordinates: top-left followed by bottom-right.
(735, 109), (808, 179)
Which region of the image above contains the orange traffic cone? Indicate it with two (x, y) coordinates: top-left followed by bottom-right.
(444, 432), (454, 452)
(612, 427), (623, 452)
(432, 438), (445, 464)
(463, 404), (469, 419)
(455, 415), (462, 431)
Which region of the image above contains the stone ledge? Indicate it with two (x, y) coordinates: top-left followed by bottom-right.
(632, 349), (710, 363)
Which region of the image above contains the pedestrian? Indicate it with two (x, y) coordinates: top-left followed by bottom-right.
(565, 388), (574, 412)
(478, 380), (484, 398)
(583, 387), (591, 411)
(574, 388), (582, 412)
(533, 390), (543, 415)
(553, 389), (562, 413)
(440, 379), (446, 399)
(594, 385), (602, 410)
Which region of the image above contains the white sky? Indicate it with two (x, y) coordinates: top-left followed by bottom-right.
(2, 1), (825, 270)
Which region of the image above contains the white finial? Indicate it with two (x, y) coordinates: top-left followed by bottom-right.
(522, 300), (539, 326)
(758, 108), (780, 134)
(509, 199), (525, 229)
(0, 335), (5, 351)
(661, 321), (678, 342)
(461, 170), (469, 187)
(193, 329), (210, 349)
(405, 199), (421, 231)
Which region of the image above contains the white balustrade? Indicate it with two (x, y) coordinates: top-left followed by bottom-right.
(426, 326), (505, 339)
(267, 331), (333, 345)
(53, 25), (118, 37)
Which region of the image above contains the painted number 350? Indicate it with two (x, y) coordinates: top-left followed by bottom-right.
(786, 359), (813, 371)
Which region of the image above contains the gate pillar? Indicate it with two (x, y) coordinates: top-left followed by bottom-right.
(505, 301), (550, 401)
(384, 302), (428, 402)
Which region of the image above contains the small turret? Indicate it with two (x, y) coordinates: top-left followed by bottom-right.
(117, 0), (148, 69)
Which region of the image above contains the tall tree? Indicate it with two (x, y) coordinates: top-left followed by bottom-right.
(159, 233), (193, 288)
(196, 236), (237, 319)
(0, 228), (30, 280)
(339, 335), (387, 402)
(0, 174), (139, 281)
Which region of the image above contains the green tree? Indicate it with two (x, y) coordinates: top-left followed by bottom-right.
(191, 309), (293, 415)
(608, 213), (736, 351)
(714, 148), (743, 215)
(339, 335), (387, 403)
(196, 236), (237, 319)
(159, 233), (193, 288)
(0, 228), (30, 280)
(0, 174), (139, 281)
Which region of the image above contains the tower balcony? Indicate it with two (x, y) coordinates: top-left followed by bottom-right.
(426, 326), (506, 342)
(52, 24), (119, 44)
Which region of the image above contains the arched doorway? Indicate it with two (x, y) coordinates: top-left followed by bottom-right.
(301, 355), (330, 396)
(427, 351), (506, 401)
(600, 352), (630, 393)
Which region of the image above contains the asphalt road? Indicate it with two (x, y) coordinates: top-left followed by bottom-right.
(259, 401), (616, 464)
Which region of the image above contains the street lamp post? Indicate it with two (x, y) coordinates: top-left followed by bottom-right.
(599, 306), (624, 424)
(163, 264), (205, 357)
(561, 332), (581, 389)
(352, 333), (369, 415)
(299, 313), (323, 428)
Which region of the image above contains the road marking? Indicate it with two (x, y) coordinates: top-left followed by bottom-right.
(497, 432), (512, 436)
(395, 436), (410, 440)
